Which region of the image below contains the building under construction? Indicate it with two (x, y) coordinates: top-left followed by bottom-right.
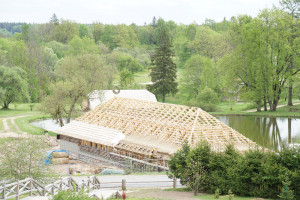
(56, 97), (256, 170)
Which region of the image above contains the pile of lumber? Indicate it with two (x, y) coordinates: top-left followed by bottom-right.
(51, 152), (69, 164)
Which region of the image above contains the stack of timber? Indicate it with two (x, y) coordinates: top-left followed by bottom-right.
(51, 152), (69, 164)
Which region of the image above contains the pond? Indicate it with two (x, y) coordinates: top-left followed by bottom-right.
(216, 116), (300, 151)
(30, 119), (72, 132)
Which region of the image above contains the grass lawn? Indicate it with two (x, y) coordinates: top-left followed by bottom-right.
(212, 103), (300, 118)
(0, 137), (14, 144)
(0, 103), (41, 118)
(6, 118), (20, 133)
(134, 70), (151, 84)
(195, 194), (274, 200)
(15, 115), (57, 136)
(0, 118), (3, 131)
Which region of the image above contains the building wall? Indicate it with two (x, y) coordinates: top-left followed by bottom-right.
(59, 135), (168, 171)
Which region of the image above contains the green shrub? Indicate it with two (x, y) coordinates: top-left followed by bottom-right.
(278, 175), (295, 200)
(168, 142), (300, 199)
(53, 190), (95, 200)
(197, 87), (219, 104)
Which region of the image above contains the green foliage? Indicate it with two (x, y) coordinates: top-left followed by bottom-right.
(68, 36), (98, 55)
(120, 68), (134, 88)
(45, 41), (68, 59)
(117, 55), (144, 73)
(53, 189), (95, 200)
(40, 54), (116, 125)
(0, 137), (54, 180)
(228, 189), (234, 200)
(168, 141), (300, 199)
(278, 175), (295, 200)
(53, 20), (79, 43)
(167, 140), (190, 185)
(188, 87), (219, 112)
(148, 29), (178, 102)
(0, 66), (29, 108)
(215, 188), (220, 199)
(197, 87), (219, 104)
(180, 55), (217, 99)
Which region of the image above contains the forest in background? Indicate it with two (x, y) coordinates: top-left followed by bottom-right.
(0, 0), (299, 120)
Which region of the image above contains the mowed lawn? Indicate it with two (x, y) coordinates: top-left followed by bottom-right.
(0, 103), (41, 118)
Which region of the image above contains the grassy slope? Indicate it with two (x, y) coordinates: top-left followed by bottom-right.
(0, 118), (3, 131)
(15, 115), (57, 136)
(0, 103), (41, 118)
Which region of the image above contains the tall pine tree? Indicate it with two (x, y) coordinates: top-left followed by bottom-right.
(148, 29), (178, 102)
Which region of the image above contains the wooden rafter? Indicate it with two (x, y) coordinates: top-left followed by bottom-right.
(76, 97), (256, 152)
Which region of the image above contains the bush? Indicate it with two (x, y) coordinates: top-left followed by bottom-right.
(53, 190), (94, 200)
(197, 87), (219, 104)
(168, 142), (300, 199)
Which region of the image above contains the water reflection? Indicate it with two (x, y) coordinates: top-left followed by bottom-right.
(216, 116), (300, 151)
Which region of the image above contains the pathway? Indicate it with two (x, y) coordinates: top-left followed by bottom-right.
(72, 174), (182, 189)
(0, 115), (29, 138)
(244, 102), (300, 113)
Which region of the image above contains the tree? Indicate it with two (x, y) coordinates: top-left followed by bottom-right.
(41, 54), (116, 126)
(147, 29), (178, 102)
(53, 20), (78, 43)
(0, 137), (53, 180)
(180, 55), (217, 99)
(279, 0), (300, 106)
(50, 13), (59, 25)
(0, 66), (29, 108)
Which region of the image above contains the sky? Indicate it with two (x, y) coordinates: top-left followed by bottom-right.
(0, 0), (280, 25)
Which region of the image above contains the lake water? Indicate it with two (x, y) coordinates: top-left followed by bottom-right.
(30, 119), (72, 132)
(216, 116), (300, 151)
(31, 117), (300, 151)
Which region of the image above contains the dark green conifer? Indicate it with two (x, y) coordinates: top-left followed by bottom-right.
(147, 29), (178, 102)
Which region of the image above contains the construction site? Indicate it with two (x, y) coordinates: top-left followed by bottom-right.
(56, 96), (257, 171)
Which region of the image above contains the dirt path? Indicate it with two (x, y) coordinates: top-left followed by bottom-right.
(128, 188), (197, 200)
(244, 102), (300, 113)
(0, 115), (30, 138)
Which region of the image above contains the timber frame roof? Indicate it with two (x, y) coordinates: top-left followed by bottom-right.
(76, 97), (256, 152)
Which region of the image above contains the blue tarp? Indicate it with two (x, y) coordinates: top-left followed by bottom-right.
(45, 150), (70, 164)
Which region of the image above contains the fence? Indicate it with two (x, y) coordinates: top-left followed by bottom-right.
(0, 176), (100, 200)
(0, 176), (179, 200)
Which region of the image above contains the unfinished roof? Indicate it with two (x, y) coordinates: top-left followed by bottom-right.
(89, 89), (157, 110)
(56, 121), (125, 147)
(77, 97), (256, 152)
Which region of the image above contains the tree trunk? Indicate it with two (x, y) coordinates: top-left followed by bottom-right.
(288, 84), (293, 106)
(256, 100), (261, 112)
(58, 112), (64, 127)
(268, 100), (273, 111)
(67, 96), (79, 123)
(264, 98), (267, 111)
(288, 118), (291, 144)
(2, 101), (9, 109)
(162, 93), (165, 103)
(272, 99), (279, 111)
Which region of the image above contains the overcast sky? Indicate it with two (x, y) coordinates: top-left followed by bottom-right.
(0, 0), (280, 25)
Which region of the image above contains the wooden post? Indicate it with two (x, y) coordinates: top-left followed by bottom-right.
(122, 179), (126, 190)
(82, 180), (85, 191)
(16, 181), (19, 200)
(173, 178), (177, 189)
(51, 184), (54, 195)
(1, 184), (5, 200)
(29, 179), (33, 196)
(59, 178), (63, 191)
(42, 186), (45, 196)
